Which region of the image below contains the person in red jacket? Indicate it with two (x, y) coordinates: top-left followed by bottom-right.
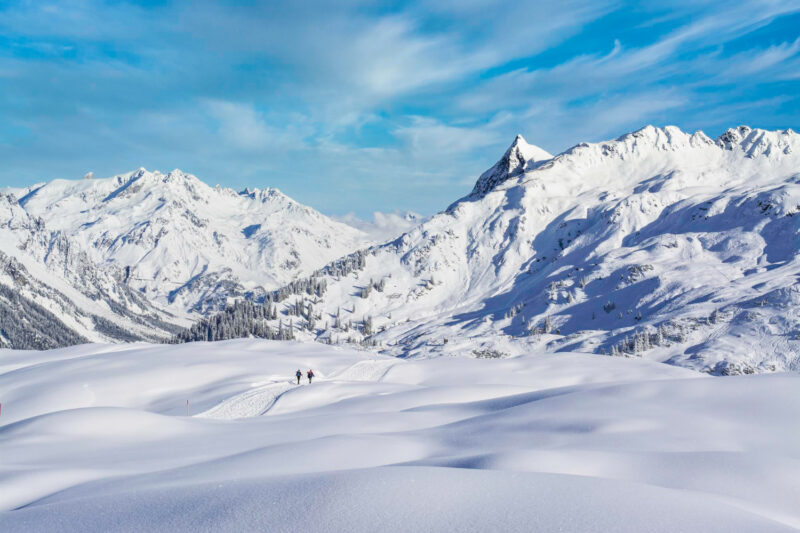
(307, 369), (315, 384)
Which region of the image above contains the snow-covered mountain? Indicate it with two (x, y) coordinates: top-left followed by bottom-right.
(12, 169), (371, 315)
(181, 126), (800, 374)
(0, 193), (183, 348)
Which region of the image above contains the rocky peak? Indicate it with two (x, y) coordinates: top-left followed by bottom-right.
(716, 126), (798, 157)
(470, 135), (553, 198)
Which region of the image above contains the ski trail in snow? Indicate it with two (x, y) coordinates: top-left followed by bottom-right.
(328, 358), (399, 382)
(196, 359), (400, 420)
(195, 381), (295, 420)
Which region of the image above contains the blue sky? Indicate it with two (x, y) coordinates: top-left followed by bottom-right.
(1, 1), (799, 217)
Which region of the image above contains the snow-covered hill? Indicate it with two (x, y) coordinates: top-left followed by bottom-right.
(2, 340), (798, 531)
(0, 193), (183, 348)
(11, 169), (371, 315)
(182, 126), (800, 374)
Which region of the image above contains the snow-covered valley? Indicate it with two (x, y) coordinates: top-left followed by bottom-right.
(4, 0), (799, 529)
(1, 339), (798, 532)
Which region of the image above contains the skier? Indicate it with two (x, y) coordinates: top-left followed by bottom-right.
(295, 369), (302, 385)
(307, 369), (314, 384)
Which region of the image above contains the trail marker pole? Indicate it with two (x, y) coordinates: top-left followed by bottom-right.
(186, 400), (189, 417)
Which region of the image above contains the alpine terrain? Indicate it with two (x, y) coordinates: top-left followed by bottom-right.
(179, 125), (800, 375)
(9, 168), (371, 315)
(0, 193), (183, 348)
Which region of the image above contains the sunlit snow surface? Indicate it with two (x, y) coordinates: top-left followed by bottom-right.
(1, 340), (798, 532)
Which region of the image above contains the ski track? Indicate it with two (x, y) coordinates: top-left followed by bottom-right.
(328, 358), (399, 382)
(195, 382), (295, 420)
(196, 359), (399, 420)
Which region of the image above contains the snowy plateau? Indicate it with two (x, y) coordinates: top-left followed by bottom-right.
(2, 125), (800, 532)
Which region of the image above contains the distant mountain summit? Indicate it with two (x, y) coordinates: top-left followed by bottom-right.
(180, 125), (800, 375)
(12, 168), (372, 315)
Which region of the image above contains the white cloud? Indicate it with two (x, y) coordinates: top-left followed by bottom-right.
(335, 210), (428, 243)
(714, 38), (800, 79)
(203, 100), (312, 152)
(394, 117), (498, 157)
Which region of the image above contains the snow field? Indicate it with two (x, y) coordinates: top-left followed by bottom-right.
(1, 339), (799, 531)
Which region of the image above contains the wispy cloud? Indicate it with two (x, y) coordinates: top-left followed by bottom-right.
(394, 117), (497, 156)
(203, 100), (313, 152)
(713, 38), (800, 79)
(454, 2), (800, 151)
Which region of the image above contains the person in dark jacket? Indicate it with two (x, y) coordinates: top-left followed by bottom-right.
(295, 369), (302, 385)
(307, 369), (314, 383)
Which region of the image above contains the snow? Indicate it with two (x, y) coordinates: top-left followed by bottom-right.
(1, 339), (799, 531)
(245, 125), (800, 375)
(0, 194), (182, 345)
(10, 169), (374, 315)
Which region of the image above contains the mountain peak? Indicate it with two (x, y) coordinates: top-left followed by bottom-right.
(238, 186), (291, 203)
(470, 135), (553, 198)
(508, 134), (553, 162)
(716, 126), (798, 157)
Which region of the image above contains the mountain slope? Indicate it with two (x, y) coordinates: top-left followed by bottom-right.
(12, 169), (371, 315)
(0, 193), (183, 348)
(178, 126), (800, 374)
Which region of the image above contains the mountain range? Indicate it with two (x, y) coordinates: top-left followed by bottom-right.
(7, 169), (372, 315)
(178, 125), (800, 374)
(3, 125), (800, 374)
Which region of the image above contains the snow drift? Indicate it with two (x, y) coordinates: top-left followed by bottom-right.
(1, 340), (798, 531)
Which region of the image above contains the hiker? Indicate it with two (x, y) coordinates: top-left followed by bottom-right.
(307, 369), (314, 384)
(295, 369), (302, 385)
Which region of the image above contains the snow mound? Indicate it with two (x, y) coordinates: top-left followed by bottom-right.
(6, 467), (794, 533)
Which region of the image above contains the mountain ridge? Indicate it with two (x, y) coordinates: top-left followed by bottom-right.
(4, 123), (800, 372)
(9, 168), (374, 316)
(175, 124), (800, 375)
